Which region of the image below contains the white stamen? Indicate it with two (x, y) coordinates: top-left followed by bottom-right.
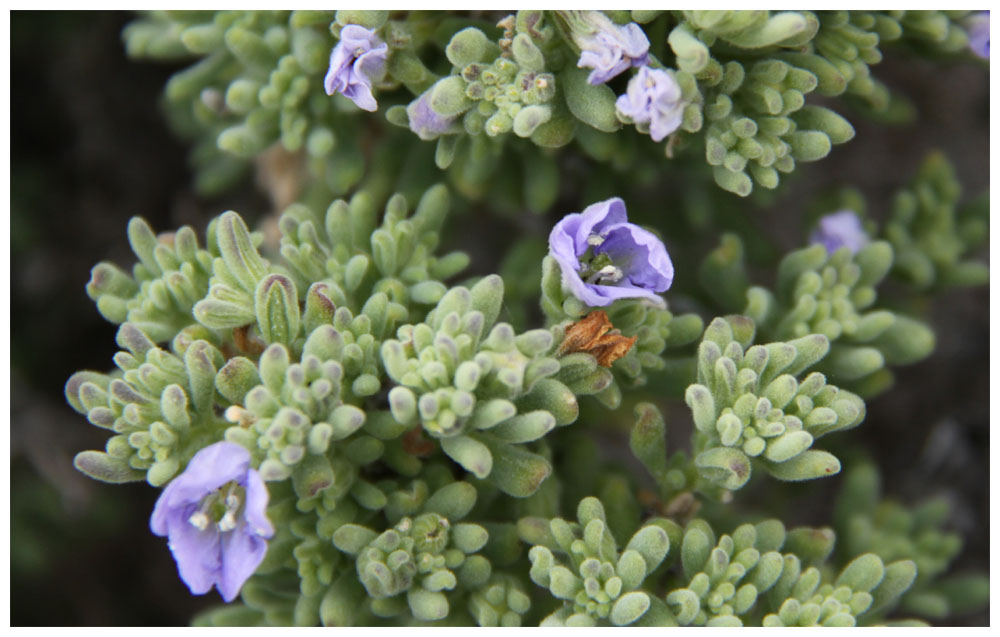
(218, 511), (237, 532)
(224, 406), (244, 423)
(189, 511), (210, 531)
(596, 265), (623, 282)
(225, 494), (240, 509)
(587, 234), (605, 246)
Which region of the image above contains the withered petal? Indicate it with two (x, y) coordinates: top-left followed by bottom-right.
(557, 310), (637, 366)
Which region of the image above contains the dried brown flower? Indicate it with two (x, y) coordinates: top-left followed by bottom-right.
(232, 325), (267, 357)
(638, 488), (702, 524)
(556, 310), (637, 367)
(401, 426), (436, 457)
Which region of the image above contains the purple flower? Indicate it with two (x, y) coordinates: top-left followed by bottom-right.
(573, 11), (650, 85)
(324, 24), (388, 112)
(967, 11), (989, 59)
(615, 66), (685, 142)
(549, 197), (673, 307)
(406, 91), (458, 141)
(810, 210), (869, 254)
(151, 441), (273, 602)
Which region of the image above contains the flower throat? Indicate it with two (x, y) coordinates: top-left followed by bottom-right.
(577, 234), (624, 285)
(189, 481), (246, 532)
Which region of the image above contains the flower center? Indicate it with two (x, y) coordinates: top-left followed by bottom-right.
(412, 513), (450, 553)
(189, 481), (246, 533)
(577, 233), (625, 285)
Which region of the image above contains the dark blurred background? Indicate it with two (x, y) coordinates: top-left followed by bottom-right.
(10, 11), (265, 625)
(10, 11), (989, 626)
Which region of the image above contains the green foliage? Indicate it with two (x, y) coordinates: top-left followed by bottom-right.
(467, 574), (532, 627)
(884, 151), (990, 290)
(662, 9), (974, 195)
(834, 461), (990, 621)
(86, 217), (218, 342)
(746, 241), (935, 394)
(62, 9), (987, 628)
(122, 10), (983, 203)
(381, 275), (570, 497)
(333, 483), (488, 621)
(684, 316), (864, 491)
(541, 253), (704, 402)
(66, 323), (228, 486)
(126, 11), (342, 194)
(519, 505), (921, 627)
(666, 518), (916, 626)
(701, 150), (987, 396)
(700, 193), (957, 396)
(523, 497), (671, 626)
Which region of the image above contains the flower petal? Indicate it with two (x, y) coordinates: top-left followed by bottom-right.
(241, 468), (275, 538)
(324, 48), (352, 95)
(572, 198), (627, 253)
(150, 441), (250, 520)
(357, 47), (387, 80)
(616, 67), (685, 143)
(599, 223), (673, 292)
(574, 12), (649, 85)
(218, 523), (270, 602)
(341, 73), (378, 112)
(810, 210), (868, 254)
(164, 512), (222, 596)
(340, 24), (378, 50)
(582, 279), (667, 306)
(150, 490), (179, 536)
(158, 442), (252, 510)
(547, 197), (672, 309)
(324, 25), (387, 111)
(549, 213), (584, 270)
(407, 92), (458, 140)
(558, 260), (614, 307)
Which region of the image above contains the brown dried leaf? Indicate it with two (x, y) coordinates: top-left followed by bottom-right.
(638, 489), (702, 525)
(401, 426), (436, 457)
(232, 325), (266, 357)
(591, 335), (638, 367)
(557, 310), (637, 367)
(664, 491), (701, 522)
(557, 310), (611, 354)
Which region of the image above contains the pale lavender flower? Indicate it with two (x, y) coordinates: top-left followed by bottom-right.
(406, 91), (457, 141)
(810, 210), (869, 254)
(549, 197), (673, 307)
(324, 24), (388, 112)
(967, 11), (989, 59)
(151, 441), (273, 602)
(615, 66), (685, 142)
(573, 11), (650, 85)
